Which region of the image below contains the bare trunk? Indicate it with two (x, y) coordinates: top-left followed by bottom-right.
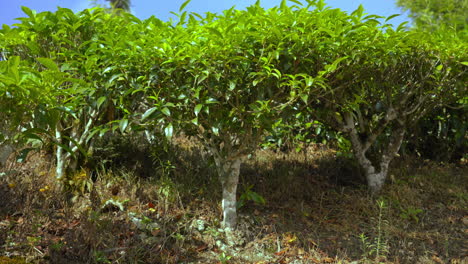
(0, 125), (14, 168)
(344, 113), (406, 194)
(214, 156), (241, 229)
(55, 127), (76, 181)
(369, 126), (405, 194)
(361, 127), (405, 194)
(365, 171), (387, 194)
(55, 127), (66, 180)
(0, 144), (13, 168)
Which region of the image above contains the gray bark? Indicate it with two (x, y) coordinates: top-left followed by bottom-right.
(55, 110), (98, 181)
(0, 144), (13, 168)
(343, 112), (406, 194)
(55, 127), (66, 180)
(214, 156), (241, 230)
(0, 124), (14, 168)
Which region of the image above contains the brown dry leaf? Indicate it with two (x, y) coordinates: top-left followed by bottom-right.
(323, 257), (335, 263)
(195, 244), (208, 252)
(0, 220), (10, 227)
(284, 233), (297, 244)
(461, 216), (468, 225)
(274, 250), (286, 256)
(447, 216), (457, 224)
(309, 257), (321, 263)
(307, 238), (318, 247)
(432, 255), (444, 264)
(68, 219), (80, 228)
(151, 228), (161, 236)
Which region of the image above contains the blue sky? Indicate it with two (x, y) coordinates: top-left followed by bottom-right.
(0, 0), (410, 27)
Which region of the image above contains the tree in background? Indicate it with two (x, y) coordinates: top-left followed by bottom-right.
(89, 0), (131, 12)
(396, 0), (467, 162)
(106, 0), (131, 12)
(396, 0), (467, 31)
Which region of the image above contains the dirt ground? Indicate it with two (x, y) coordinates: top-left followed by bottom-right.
(0, 143), (466, 264)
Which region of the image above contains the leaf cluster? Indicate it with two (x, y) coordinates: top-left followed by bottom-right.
(0, 1), (465, 169)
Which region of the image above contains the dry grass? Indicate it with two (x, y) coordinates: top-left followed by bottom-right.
(0, 137), (466, 264)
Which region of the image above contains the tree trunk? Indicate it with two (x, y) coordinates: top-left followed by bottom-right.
(0, 144), (13, 168)
(55, 127), (66, 180)
(55, 127), (77, 181)
(357, 127), (406, 194)
(0, 125), (14, 168)
(364, 169), (387, 194)
(214, 156), (241, 229)
(344, 111), (406, 194)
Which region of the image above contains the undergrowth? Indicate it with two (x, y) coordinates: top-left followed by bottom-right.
(0, 137), (466, 263)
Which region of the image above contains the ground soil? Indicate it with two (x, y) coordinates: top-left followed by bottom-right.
(0, 142), (466, 264)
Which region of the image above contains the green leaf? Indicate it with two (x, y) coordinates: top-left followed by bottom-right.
(324, 56), (348, 73)
(280, 0), (287, 10)
(249, 191), (266, 205)
(16, 148), (35, 163)
(316, 0), (325, 10)
(37, 58), (59, 71)
(99, 128), (110, 138)
(161, 107), (171, 116)
(97, 96), (106, 109)
(211, 127), (219, 136)
(351, 4), (365, 19)
(207, 27), (223, 39)
(288, 0), (303, 6)
(108, 74), (123, 84)
(225, 23), (238, 34)
(179, 0), (192, 12)
(142, 107), (157, 121)
(194, 104), (203, 116)
(178, 11), (187, 25)
(396, 21), (409, 32)
(8, 56), (20, 83)
(460, 62), (468, 66)
(85, 128), (100, 143)
(164, 123), (174, 139)
(205, 98), (219, 104)
(62, 136), (87, 158)
(21, 6), (36, 18)
(229, 81), (236, 91)
(119, 119), (129, 133)
(385, 14), (400, 22)
(22, 133), (43, 143)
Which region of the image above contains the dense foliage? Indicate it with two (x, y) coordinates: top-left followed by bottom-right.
(395, 0), (468, 162)
(1, 0), (466, 228)
(396, 0), (467, 31)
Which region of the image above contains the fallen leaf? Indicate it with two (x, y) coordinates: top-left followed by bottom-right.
(309, 257), (320, 264)
(151, 228), (161, 236)
(431, 255), (444, 264)
(274, 250), (286, 256)
(68, 219), (80, 228)
(196, 244), (208, 252)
